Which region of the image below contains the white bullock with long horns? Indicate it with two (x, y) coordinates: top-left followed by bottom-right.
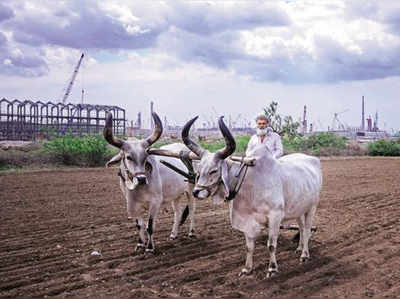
(181, 116), (322, 277)
(103, 112), (196, 253)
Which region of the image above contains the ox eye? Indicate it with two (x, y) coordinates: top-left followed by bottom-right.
(209, 169), (218, 175)
(126, 156), (133, 161)
(145, 162), (153, 173)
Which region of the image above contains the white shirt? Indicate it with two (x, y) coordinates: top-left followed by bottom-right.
(246, 128), (283, 159)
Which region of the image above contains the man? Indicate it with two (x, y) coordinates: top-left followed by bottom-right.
(246, 114), (283, 158)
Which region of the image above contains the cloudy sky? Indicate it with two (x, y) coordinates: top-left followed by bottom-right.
(0, 0), (399, 132)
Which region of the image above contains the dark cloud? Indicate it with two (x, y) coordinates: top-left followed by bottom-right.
(8, 2), (162, 50)
(0, 3), (14, 22)
(168, 1), (290, 35)
(0, 30), (48, 77)
(0, 51), (49, 77)
(165, 30), (400, 84)
(159, 28), (243, 68)
(5, 1), (289, 51)
(2, 0), (400, 83)
(345, 1), (400, 36)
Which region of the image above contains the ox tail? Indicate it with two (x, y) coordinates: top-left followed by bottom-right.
(179, 205), (190, 226)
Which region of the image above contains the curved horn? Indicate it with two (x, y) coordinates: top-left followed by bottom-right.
(216, 116), (236, 159)
(181, 116), (204, 157)
(103, 112), (124, 148)
(144, 112), (163, 147)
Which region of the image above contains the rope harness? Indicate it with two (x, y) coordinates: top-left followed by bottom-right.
(225, 156), (249, 201)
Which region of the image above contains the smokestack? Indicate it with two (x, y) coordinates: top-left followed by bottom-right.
(303, 105), (307, 134)
(150, 101), (154, 130)
(374, 111), (378, 132)
(164, 116), (168, 131)
(137, 112), (141, 129)
(361, 96), (365, 131)
(367, 115), (372, 132)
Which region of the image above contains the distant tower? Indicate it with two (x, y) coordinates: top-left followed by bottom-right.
(164, 116), (168, 131)
(374, 111), (379, 131)
(367, 115), (372, 131)
(137, 112), (142, 129)
(302, 105), (307, 134)
(150, 101), (154, 129)
(361, 96), (365, 131)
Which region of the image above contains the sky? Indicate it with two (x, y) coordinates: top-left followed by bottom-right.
(0, 0), (399, 133)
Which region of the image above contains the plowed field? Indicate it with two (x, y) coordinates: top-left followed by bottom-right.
(1, 158), (400, 298)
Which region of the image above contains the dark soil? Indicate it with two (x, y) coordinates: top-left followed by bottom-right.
(1, 158), (399, 298)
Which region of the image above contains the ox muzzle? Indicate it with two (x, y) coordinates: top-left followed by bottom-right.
(123, 170), (148, 190)
(192, 187), (209, 199)
(192, 179), (221, 199)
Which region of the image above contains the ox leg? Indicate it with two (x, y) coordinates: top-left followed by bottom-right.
(187, 186), (196, 238)
(239, 234), (255, 276)
(169, 199), (180, 240)
(267, 211), (283, 278)
(134, 218), (146, 252)
(145, 205), (159, 253)
(296, 215), (305, 253)
(300, 206), (317, 263)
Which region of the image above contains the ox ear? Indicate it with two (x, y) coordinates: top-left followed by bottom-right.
(221, 161), (230, 197)
(106, 151), (123, 168)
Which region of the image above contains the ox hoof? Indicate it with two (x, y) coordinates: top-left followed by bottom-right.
(238, 268), (252, 277)
(188, 232), (196, 238)
(267, 270), (278, 278)
(145, 248), (155, 254)
(134, 243), (145, 253)
(169, 234), (177, 241)
(295, 246), (303, 253)
(300, 256), (309, 264)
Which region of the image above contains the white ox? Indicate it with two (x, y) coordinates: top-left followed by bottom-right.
(181, 116), (322, 277)
(104, 112), (196, 253)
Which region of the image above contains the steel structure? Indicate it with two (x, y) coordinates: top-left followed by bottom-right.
(0, 98), (125, 141)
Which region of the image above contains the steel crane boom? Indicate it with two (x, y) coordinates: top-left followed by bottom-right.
(61, 53), (84, 104)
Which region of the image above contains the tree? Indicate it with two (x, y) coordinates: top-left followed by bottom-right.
(263, 101), (300, 139)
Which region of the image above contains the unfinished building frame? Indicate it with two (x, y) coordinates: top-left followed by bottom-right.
(0, 98), (125, 141)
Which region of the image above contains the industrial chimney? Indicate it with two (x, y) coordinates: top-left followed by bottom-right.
(137, 112), (141, 129)
(303, 105), (307, 134)
(361, 96), (365, 131)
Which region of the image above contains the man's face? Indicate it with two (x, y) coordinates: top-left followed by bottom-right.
(257, 119), (268, 129)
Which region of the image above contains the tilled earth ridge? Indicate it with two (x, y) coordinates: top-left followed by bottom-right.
(0, 158), (399, 298)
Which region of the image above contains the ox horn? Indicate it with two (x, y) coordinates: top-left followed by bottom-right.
(104, 112), (124, 148)
(143, 112), (163, 148)
(182, 116), (205, 157)
(216, 116), (236, 159)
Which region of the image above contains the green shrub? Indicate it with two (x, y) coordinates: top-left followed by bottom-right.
(198, 135), (250, 154)
(283, 132), (346, 152)
(43, 134), (117, 166)
(368, 139), (400, 156)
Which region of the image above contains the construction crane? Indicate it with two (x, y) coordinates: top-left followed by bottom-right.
(331, 109), (349, 131)
(61, 53), (84, 104)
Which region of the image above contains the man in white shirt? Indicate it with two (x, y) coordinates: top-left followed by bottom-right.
(246, 114), (283, 159)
